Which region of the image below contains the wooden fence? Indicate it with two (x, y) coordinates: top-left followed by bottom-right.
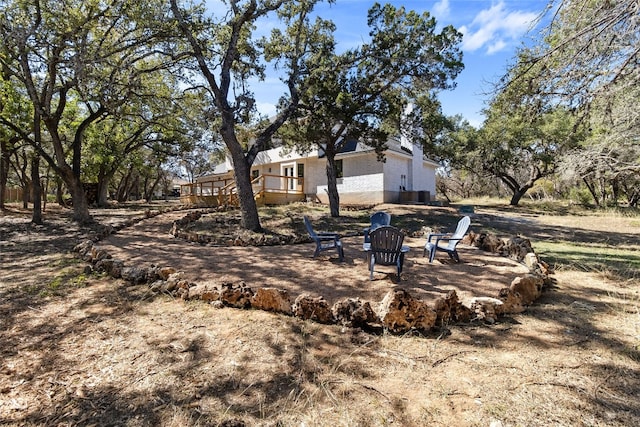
(2, 187), (22, 202)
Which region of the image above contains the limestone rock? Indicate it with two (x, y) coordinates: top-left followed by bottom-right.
(167, 271), (185, 282)
(219, 282), (253, 308)
(433, 290), (471, 325)
(108, 259), (124, 279)
(187, 284), (221, 302)
(90, 247), (111, 264)
(469, 297), (504, 324)
(332, 298), (379, 327)
(93, 258), (124, 278)
(503, 237), (534, 262)
(509, 274), (544, 306)
(523, 252), (539, 270)
(473, 233), (505, 254)
(121, 266), (148, 284)
(376, 289), (437, 333)
(149, 280), (164, 293)
(497, 288), (526, 314)
(211, 300), (225, 309)
(292, 294), (334, 324)
(158, 267), (177, 281)
(73, 240), (94, 256)
(251, 288), (292, 314)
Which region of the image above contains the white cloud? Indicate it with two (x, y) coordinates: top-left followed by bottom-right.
(432, 0), (451, 19)
(256, 101), (277, 118)
(487, 40), (507, 55)
(460, 1), (537, 54)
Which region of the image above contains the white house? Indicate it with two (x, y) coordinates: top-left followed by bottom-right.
(181, 138), (439, 207)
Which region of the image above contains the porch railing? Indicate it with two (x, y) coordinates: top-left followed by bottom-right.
(180, 174), (304, 207)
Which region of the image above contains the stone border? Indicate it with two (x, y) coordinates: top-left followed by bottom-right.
(168, 208), (312, 246)
(73, 211), (553, 334)
(73, 210), (554, 335)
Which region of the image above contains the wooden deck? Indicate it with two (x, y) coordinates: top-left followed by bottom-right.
(180, 174), (306, 207)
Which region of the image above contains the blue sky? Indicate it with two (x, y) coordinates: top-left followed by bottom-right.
(210, 0), (547, 127)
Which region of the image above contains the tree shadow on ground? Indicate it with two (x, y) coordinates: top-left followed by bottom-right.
(2, 202), (639, 426)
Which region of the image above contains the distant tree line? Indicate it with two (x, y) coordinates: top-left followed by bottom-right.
(429, 0), (639, 208)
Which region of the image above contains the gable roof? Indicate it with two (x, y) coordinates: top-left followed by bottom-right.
(197, 137), (440, 180)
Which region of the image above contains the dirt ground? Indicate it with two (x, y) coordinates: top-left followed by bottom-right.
(94, 206), (530, 307)
(1, 201), (639, 426)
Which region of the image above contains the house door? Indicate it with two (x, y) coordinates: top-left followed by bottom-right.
(282, 164), (296, 190)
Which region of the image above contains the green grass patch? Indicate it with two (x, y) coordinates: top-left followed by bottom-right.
(454, 197), (640, 218)
(39, 269), (90, 297)
(534, 241), (640, 280)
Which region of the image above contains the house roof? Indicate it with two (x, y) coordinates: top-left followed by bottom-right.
(197, 137), (440, 180)
(318, 139), (359, 158)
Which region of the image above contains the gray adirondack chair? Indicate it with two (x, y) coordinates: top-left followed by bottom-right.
(368, 226), (407, 280)
(423, 216), (471, 263)
(304, 216), (344, 262)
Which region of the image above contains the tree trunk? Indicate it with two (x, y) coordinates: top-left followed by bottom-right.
(509, 188), (527, 206)
(19, 159), (29, 209)
(31, 154), (42, 225)
(40, 114), (93, 222)
(498, 165), (543, 206)
(220, 118), (262, 231)
(230, 149), (262, 232)
(115, 168), (132, 202)
(96, 165), (114, 207)
(599, 177), (607, 207)
(582, 177), (599, 207)
(0, 139), (9, 211)
(55, 177), (65, 206)
(58, 166), (91, 223)
(144, 172), (163, 203)
(69, 178), (90, 223)
(611, 177), (619, 207)
(127, 175), (140, 201)
(325, 152), (340, 217)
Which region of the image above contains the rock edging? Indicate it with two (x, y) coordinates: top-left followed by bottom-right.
(73, 229), (553, 334)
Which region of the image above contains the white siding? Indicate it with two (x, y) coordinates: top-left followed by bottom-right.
(382, 154), (412, 192)
(198, 140), (438, 205)
(345, 153), (384, 178)
(315, 154), (386, 204)
(304, 157), (328, 196)
(380, 148), (438, 202)
(413, 160), (437, 199)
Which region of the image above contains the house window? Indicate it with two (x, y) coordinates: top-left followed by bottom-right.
(297, 163), (304, 178)
(335, 159), (343, 178)
(251, 170), (259, 179)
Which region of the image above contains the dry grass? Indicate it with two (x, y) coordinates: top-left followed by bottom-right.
(1, 201), (639, 426)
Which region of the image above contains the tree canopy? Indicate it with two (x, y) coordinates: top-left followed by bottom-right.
(432, 0), (638, 207)
(278, 3), (463, 216)
(0, 0), (179, 222)
(524, 0), (640, 206)
(170, 0), (334, 231)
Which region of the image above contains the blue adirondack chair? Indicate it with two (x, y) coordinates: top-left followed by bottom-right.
(363, 211), (391, 243)
(304, 216), (344, 262)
